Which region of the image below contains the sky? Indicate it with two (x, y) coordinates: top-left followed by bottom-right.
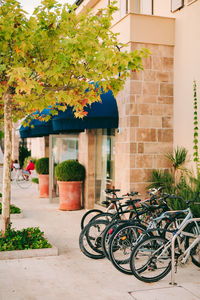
(19, 0), (76, 16)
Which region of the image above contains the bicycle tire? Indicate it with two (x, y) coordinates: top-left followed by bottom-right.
(184, 222), (200, 268)
(101, 219), (127, 260)
(108, 222), (146, 275)
(130, 236), (171, 282)
(81, 209), (103, 229)
(16, 174), (32, 189)
(79, 219), (109, 259)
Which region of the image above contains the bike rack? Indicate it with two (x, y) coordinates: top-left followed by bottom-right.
(170, 217), (200, 285)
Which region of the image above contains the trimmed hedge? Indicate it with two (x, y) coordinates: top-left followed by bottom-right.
(55, 159), (85, 182)
(35, 157), (49, 175)
(0, 203), (21, 214)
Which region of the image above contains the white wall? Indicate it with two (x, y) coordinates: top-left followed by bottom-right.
(173, 1), (200, 164)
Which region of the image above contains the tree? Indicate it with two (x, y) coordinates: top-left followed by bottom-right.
(0, 0), (149, 235)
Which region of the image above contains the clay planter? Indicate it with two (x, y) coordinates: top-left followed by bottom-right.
(38, 174), (49, 198)
(57, 181), (82, 211)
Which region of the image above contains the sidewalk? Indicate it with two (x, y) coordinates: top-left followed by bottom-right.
(0, 183), (199, 300)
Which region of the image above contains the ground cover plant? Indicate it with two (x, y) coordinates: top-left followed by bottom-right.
(0, 223), (52, 251)
(148, 146), (200, 217)
(0, 202), (21, 214)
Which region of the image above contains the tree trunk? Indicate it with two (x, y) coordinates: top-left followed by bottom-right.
(2, 92), (12, 236)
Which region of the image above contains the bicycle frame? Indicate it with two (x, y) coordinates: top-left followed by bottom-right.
(170, 217), (200, 285)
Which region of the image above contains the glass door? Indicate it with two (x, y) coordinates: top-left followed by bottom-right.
(49, 134), (78, 202)
(95, 129), (115, 205)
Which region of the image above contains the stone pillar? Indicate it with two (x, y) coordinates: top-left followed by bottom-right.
(78, 129), (95, 209)
(115, 43), (174, 195)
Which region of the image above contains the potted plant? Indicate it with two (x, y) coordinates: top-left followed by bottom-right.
(55, 159), (85, 210)
(35, 157), (49, 198)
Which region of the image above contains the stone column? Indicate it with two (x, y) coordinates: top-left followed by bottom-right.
(115, 43), (174, 195)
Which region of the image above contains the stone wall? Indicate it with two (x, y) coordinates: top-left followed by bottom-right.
(115, 42), (174, 195)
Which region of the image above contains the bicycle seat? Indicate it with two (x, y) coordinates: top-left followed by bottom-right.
(102, 200), (110, 206)
(125, 199), (141, 206)
(105, 188), (120, 194)
(111, 197), (124, 203)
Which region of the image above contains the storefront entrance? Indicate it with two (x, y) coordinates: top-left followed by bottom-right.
(95, 129), (115, 205)
(49, 134), (79, 202)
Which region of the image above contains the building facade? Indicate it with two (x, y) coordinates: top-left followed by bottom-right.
(23, 0), (200, 208)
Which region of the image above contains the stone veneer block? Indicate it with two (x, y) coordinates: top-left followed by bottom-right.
(143, 70), (157, 81)
(130, 81), (143, 94)
(135, 155), (154, 168)
(138, 143), (144, 153)
(125, 103), (138, 115)
(162, 116), (173, 128)
(156, 72), (169, 82)
(162, 57), (174, 71)
(138, 104), (152, 115)
(158, 129), (173, 142)
(143, 82), (159, 95)
(160, 83), (173, 96)
(136, 95), (157, 104)
(136, 128), (156, 142)
(158, 96), (173, 104)
(144, 142), (173, 154)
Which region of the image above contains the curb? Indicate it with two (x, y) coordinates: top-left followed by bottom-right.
(0, 212), (23, 219)
(0, 245), (58, 260)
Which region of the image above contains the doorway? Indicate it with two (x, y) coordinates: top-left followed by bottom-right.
(49, 134), (79, 202)
(95, 129), (115, 205)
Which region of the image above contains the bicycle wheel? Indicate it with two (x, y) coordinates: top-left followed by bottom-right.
(89, 212), (113, 224)
(101, 219), (126, 260)
(79, 219), (109, 259)
(81, 209), (103, 229)
(108, 223), (146, 275)
(184, 222), (200, 268)
(16, 173), (32, 189)
(130, 236), (171, 282)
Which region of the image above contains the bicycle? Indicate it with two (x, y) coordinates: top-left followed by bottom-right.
(107, 193), (185, 275)
(129, 196), (200, 282)
(12, 168), (33, 189)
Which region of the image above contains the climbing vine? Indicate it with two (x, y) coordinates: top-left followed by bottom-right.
(193, 80), (200, 173)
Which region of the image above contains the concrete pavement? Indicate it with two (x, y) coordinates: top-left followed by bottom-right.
(0, 183), (199, 300)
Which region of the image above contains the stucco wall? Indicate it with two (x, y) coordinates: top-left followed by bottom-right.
(173, 1), (200, 166)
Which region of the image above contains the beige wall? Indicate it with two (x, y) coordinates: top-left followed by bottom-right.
(173, 1), (200, 165)
(27, 137), (46, 159)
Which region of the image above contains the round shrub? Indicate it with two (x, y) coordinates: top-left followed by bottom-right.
(55, 159), (85, 182)
(35, 157), (49, 175)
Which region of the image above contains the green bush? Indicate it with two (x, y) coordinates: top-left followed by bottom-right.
(23, 156), (37, 169)
(19, 142), (31, 168)
(0, 224), (52, 251)
(55, 159), (85, 182)
(35, 157), (49, 175)
(32, 178), (39, 184)
(0, 203), (21, 214)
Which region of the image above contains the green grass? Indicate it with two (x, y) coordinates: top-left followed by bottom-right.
(0, 202), (21, 214)
(0, 224), (52, 251)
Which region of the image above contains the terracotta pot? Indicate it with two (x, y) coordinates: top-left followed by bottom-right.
(38, 174), (49, 198)
(57, 181), (82, 211)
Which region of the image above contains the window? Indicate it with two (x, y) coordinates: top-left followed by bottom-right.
(140, 0), (153, 15)
(171, 0), (184, 12)
(120, 0), (128, 18)
(187, 0), (198, 5)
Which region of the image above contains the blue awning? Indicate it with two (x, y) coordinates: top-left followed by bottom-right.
(19, 108), (54, 138)
(19, 90), (118, 138)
